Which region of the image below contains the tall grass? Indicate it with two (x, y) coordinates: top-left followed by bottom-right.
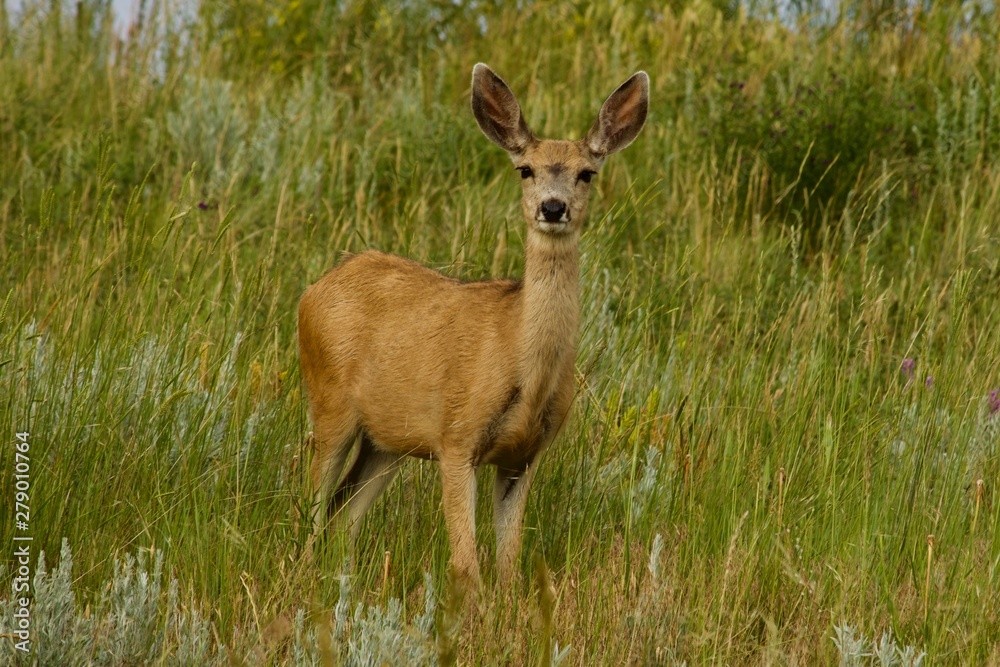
(1, 0), (999, 663)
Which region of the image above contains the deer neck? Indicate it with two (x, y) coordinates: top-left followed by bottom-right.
(517, 229), (580, 405)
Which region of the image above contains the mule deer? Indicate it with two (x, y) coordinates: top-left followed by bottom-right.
(298, 63), (648, 586)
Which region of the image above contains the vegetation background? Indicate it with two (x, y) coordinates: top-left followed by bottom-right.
(1, 0), (999, 663)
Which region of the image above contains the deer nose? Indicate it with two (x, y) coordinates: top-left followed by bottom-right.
(540, 199), (567, 222)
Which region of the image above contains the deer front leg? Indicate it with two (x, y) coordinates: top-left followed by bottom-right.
(493, 457), (539, 584)
(439, 458), (480, 588)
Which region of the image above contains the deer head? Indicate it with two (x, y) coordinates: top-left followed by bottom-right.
(471, 63), (649, 236)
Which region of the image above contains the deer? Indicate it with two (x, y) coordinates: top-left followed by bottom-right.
(297, 63), (648, 588)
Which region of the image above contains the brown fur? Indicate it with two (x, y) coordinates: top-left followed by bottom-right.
(298, 63), (649, 586)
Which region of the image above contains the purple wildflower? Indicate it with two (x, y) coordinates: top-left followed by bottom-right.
(924, 376), (933, 389)
(989, 389), (1000, 416)
(197, 201), (209, 210)
(901, 358), (915, 379)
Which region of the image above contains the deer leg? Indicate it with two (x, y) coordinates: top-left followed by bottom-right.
(493, 458), (539, 584)
(307, 406), (360, 544)
(439, 458), (480, 588)
(328, 433), (403, 540)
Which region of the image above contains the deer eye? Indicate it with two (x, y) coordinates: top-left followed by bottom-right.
(516, 166), (534, 179)
(577, 170), (596, 183)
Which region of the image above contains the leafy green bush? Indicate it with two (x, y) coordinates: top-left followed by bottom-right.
(675, 3), (1000, 244)
(701, 65), (917, 236)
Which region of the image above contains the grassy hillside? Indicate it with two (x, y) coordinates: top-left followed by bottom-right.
(1, 0), (999, 663)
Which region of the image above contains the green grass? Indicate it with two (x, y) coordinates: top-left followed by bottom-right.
(2, 0), (1000, 663)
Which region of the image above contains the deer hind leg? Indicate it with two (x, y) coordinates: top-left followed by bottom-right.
(493, 458), (539, 584)
(308, 402), (360, 543)
(328, 433), (403, 540)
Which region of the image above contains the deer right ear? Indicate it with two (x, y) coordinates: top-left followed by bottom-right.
(471, 63), (535, 156)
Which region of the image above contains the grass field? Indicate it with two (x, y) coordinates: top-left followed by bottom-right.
(2, 0), (999, 664)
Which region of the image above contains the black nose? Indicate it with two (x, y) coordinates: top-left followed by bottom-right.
(540, 199), (567, 222)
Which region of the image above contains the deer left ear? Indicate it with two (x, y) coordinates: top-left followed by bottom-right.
(586, 71), (649, 158)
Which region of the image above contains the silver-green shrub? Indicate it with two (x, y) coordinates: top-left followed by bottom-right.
(833, 623), (925, 667)
(1, 541), (442, 665)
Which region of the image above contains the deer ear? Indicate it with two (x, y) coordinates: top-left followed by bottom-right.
(471, 63), (535, 155)
(586, 71), (649, 158)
